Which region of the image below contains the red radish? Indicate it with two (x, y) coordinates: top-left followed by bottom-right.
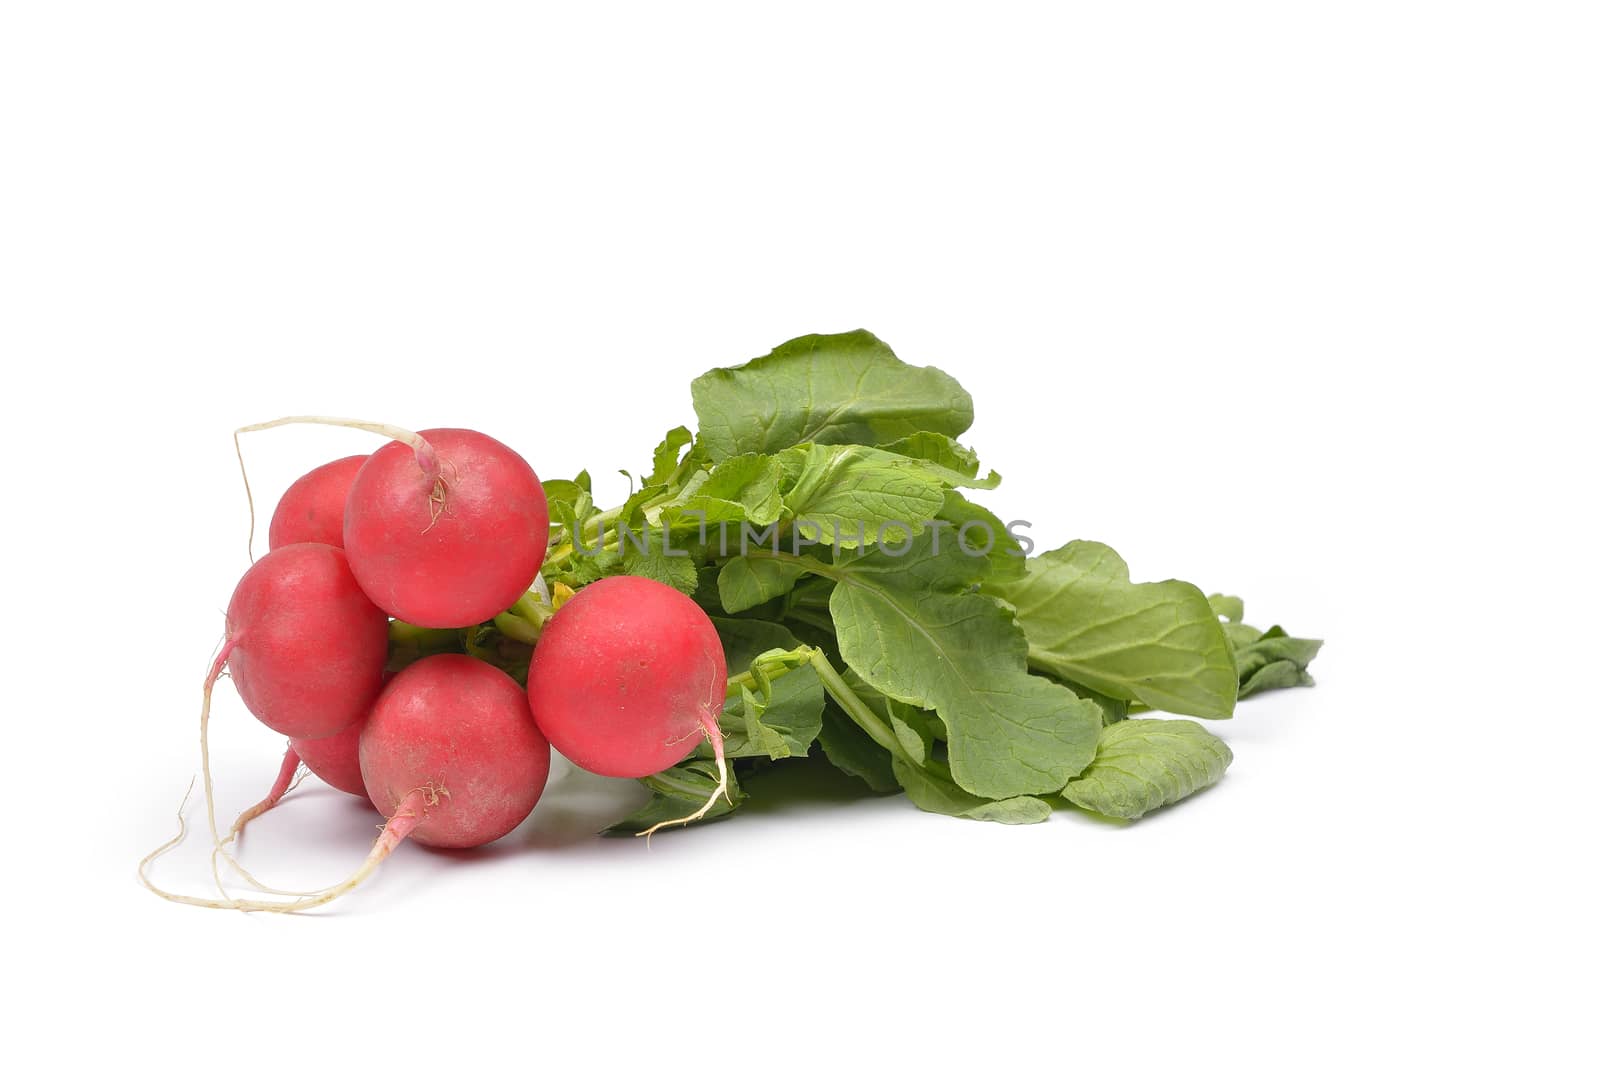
(224, 543), (390, 740)
(343, 427), (548, 628)
(145, 542), (389, 904)
(360, 654), (551, 847)
(267, 454), (367, 550)
(235, 417), (547, 627)
(294, 716), (370, 797)
(526, 575), (728, 832)
(146, 654), (550, 913)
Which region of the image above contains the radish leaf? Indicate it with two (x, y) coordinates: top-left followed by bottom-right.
(990, 541), (1239, 719)
(691, 329), (974, 461)
(1062, 719), (1233, 819)
(821, 540), (1103, 799)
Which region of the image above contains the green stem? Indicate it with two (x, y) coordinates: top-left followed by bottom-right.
(802, 648), (914, 763)
(543, 529), (626, 576)
(763, 550), (843, 580)
(718, 642), (909, 762)
(492, 612), (542, 645)
(582, 503), (626, 537)
(723, 650), (806, 698)
(509, 591), (554, 629)
(388, 621), (462, 652)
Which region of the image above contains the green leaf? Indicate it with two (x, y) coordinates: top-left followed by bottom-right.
(990, 541), (1239, 720)
(717, 555), (811, 614)
(648, 426), (694, 487)
(935, 491), (1027, 582)
(778, 443), (948, 547)
(1062, 719), (1233, 819)
(817, 705), (900, 793)
(619, 548), (699, 596)
(547, 543), (624, 590)
(1210, 595), (1324, 698)
(839, 668), (943, 766)
(542, 478), (588, 508)
(819, 540), (1103, 799)
(660, 453), (784, 527)
(708, 619), (824, 759)
(892, 759), (1053, 824)
(1208, 593), (1245, 623)
(1239, 660), (1311, 697)
(1236, 628), (1323, 697)
(880, 432), (1001, 490)
(1057, 678), (1130, 725)
(691, 330), (975, 462)
(546, 479), (599, 540)
(1223, 620), (1264, 650)
(603, 760), (746, 835)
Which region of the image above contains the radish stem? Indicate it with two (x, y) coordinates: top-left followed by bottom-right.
(233, 416), (440, 560)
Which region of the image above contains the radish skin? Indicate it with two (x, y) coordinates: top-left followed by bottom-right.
(234, 416), (440, 561)
(234, 416), (548, 626)
(526, 576), (729, 832)
(292, 716), (370, 797)
(361, 655), (551, 847)
(224, 544), (389, 739)
(528, 576), (727, 777)
(344, 428), (549, 628)
(268, 454), (367, 550)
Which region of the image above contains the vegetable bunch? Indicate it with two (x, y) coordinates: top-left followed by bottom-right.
(144, 329), (1321, 915)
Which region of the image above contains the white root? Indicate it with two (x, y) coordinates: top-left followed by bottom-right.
(139, 789), (431, 914)
(232, 415), (440, 560)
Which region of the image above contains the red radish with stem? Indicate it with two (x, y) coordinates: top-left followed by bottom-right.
(343, 427), (549, 628)
(268, 454), (367, 550)
(144, 654), (550, 913)
(173, 542), (388, 897)
(235, 416), (549, 627)
(360, 654), (550, 847)
(526, 575), (729, 833)
(234, 417), (442, 556)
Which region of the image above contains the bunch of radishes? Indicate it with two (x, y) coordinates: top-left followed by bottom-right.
(144, 420), (728, 913)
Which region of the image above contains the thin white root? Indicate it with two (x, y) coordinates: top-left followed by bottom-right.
(233, 415), (441, 559)
(233, 415), (433, 454)
(233, 431), (259, 564)
(210, 763), (322, 898)
(139, 790), (429, 915)
(635, 662), (735, 839)
(636, 723), (730, 839)
(197, 640), (332, 899)
(138, 777), (197, 886)
(199, 639), (241, 870)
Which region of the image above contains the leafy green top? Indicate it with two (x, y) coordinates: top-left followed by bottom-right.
(524, 330), (1321, 831)
(691, 330), (974, 461)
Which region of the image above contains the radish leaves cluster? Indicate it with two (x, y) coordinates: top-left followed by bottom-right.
(530, 330), (1322, 829)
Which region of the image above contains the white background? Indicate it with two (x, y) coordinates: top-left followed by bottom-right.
(3, 2), (1594, 1063)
